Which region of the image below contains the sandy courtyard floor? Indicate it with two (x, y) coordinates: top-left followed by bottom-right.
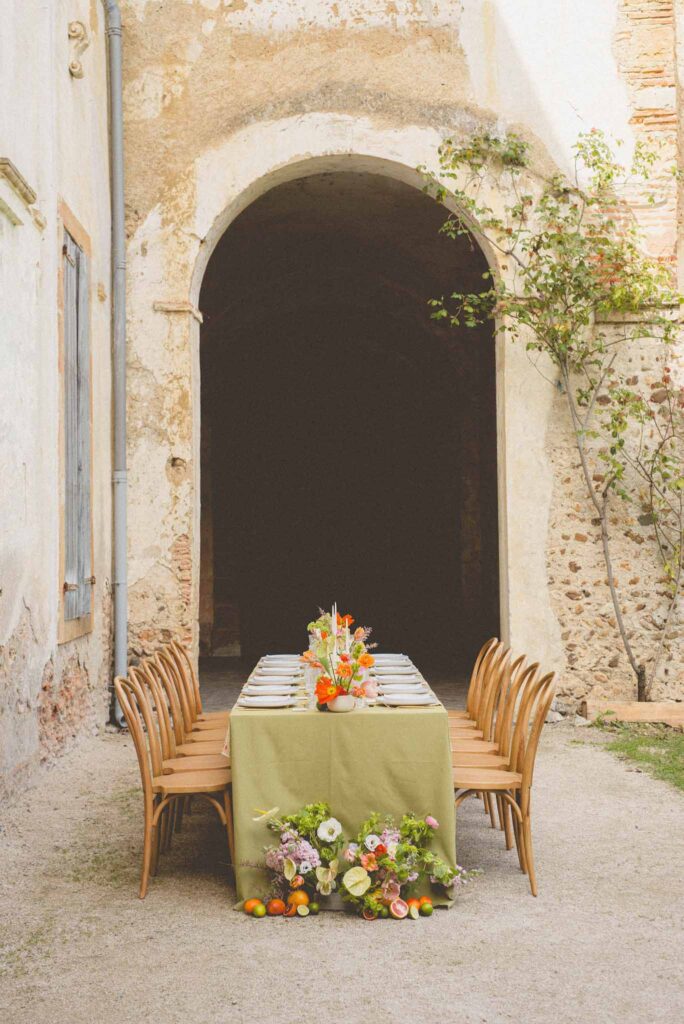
(1, 722), (683, 1024)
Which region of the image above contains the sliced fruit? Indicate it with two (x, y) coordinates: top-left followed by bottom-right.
(252, 903), (267, 918)
(420, 902), (434, 916)
(296, 904), (310, 917)
(287, 889), (310, 908)
(389, 898), (408, 920)
(362, 908), (377, 921)
(266, 898), (286, 916)
(409, 904), (420, 920)
(243, 898), (262, 915)
(283, 904), (297, 917)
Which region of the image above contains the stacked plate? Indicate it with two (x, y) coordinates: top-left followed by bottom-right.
(371, 655), (439, 707)
(238, 654), (304, 708)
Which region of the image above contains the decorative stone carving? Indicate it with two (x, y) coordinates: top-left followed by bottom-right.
(0, 157), (42, 228)
(68, 21), (89, 79)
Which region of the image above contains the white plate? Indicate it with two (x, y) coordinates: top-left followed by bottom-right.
(373, 654), (410, 661)
(378, 682), (428, 692)
(262, 654), (301, 660)
(373, 665), (418, 673)
(372, 674), (423, 684)
(238, 695), (296, 708)
(249, 676), (301, 686)
(254, 666), (302, 674)
(381, 693), (438, 706)
(243, 684), (299, 695)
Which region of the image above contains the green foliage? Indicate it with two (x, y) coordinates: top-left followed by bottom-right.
(424, 127), (684, 693)
(593, 719), (684, 792)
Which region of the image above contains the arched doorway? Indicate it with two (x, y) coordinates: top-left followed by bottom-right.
(198, 170), (498, 675)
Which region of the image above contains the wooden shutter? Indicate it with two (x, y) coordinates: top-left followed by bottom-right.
(63, 229), (91, 621)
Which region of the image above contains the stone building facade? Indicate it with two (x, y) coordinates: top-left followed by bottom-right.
(1, 0), (683, 799)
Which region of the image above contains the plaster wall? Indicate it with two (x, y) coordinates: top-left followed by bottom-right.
(119, 0), (684, 705)
(0, 0), (113, 799)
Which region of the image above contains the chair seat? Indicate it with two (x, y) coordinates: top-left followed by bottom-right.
(452, 752), (509, 768)
(175, 740), (226, 756)
(197, 710), (230, 723)
(450, 738), (499, 753)
(450, 728), (484, 739)
(448, 719), (477, 729)
(184, 728), (226, 743)
(163, 754), (230, 773)
(447, 710), (471, 719)
(153, 769), (231, 795)
(191, 719), (228, 731)
(453, 767), (522, 791)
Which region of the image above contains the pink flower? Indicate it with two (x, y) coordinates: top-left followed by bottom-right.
(381, 876), (401, 903)
(364, 681), (378, 699)
(425, 815), (439, 830)
(343, 844), (358, 863)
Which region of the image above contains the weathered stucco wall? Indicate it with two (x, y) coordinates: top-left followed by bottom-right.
(120, 0), (683, 703)
(0, 0), (113, 800)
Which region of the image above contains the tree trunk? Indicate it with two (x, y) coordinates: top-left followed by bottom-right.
(637, 664), (647, 702)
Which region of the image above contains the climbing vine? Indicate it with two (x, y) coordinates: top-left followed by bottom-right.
(423, 129), (683, 699)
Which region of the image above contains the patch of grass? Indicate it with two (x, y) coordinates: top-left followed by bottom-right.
(593, 718), (684, 792)
(0, 921), (55, 978)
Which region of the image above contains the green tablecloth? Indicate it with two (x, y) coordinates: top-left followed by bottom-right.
(228, 702), (456, 904)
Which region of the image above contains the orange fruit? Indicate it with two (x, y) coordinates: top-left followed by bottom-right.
(406, 898), (421, 910)
(287, 889), (310, 908)
(266, 898), (286, 916)
(283, 904), (297, 917)
(243, 898), (262, 915)
(419, 896), (433, 907)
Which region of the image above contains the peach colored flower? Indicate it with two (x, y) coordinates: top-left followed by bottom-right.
(360, 853), (378, 872)
(358, 653), (375, 669)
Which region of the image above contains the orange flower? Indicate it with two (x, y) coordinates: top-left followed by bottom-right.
(316, 677), (343, 704)
(354, 627), (365, 641)
(337, 613), (355, 628)
(337, 662), (353, 679)
(339, 653), (350, 663)
(320, 630), (329, 639)
(358, 653), (375, 668)
(301, 650), (315, 662)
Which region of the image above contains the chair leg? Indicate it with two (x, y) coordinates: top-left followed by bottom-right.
(495, 793), (505, 832)
(151, 817), (161, 876)
(175, 795), (185, 833)
(501, 793), (514, 851)
(510, 803), (527, 874)
(522, 815), (538, 896)
(140, 816), (154, 900)
(486, 792), (497, 829)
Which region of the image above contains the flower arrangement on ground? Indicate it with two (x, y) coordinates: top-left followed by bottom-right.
(246, 803), (477, 920)
(258, 802), (344, 916)
(338, 812), (473, 920)
(302, 607), (377, 709)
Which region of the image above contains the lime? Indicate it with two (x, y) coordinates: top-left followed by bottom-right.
(252, 903), (267, 918)
(409, 904), (420, 920)
(420, 902), (434, 916)
(296, 904), (310, 917)
(309, 902), (320, 915)
(379, 907), (389, 919)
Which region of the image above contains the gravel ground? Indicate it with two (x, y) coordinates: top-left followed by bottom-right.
(1, 719), (683, 1024)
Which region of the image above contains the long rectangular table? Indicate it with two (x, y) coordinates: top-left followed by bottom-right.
(228, 695), (456, 904)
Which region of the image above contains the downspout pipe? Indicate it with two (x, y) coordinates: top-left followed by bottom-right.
(104, 0), (127, 725)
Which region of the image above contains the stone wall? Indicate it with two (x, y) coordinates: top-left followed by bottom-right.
(119, 0), (683, 704)
(0, 0), (113, 801)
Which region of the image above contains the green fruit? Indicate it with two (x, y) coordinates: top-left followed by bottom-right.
(379, 907), (389, 918)
(420, 902), (434, 916)
(252, 903), (267, 918)
(409, 904), (420, 920)
(296, 904), (310, 917)
(309, 902), (320, 915)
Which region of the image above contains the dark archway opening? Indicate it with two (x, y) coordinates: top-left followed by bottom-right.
(199, 172), (499, 678)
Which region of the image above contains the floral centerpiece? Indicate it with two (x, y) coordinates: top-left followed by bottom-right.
(338, 812), (472, 919)
(302, 606), (377, 711)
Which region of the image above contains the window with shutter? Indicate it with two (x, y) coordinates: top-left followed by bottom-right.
(62, 227), (92, 624)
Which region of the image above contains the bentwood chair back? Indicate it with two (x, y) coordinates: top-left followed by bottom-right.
(456, 636), (498, 720)
(150, 652), (227, 753)
(169, 640), (204, 717)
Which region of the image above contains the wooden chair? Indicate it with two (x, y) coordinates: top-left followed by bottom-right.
(454, 671), (555, 896)
(447, 636), (498, 725)
(154, 650), (227, 749)
(115, 674), (234, 899)
(168, 640), (230, 726)
(132, 664), (230, 774)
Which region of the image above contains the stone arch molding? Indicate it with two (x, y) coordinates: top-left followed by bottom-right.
(126, 112), (564, 674)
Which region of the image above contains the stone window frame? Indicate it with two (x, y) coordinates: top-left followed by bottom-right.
(57, 200), (94, 644)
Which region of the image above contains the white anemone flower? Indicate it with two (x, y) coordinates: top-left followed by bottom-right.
(299, 861), (313, 875)
(317, 817), (342, 842)
(364, 833), (381, 851)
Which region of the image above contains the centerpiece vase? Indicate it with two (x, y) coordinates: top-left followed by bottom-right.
(328, 693), (356, 713)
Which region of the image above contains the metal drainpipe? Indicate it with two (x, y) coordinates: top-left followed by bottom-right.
(104, 0), (127, 725)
